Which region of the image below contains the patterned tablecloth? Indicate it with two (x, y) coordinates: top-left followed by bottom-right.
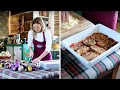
(61, 48), (120, 79)
(0, 68), (59, 79)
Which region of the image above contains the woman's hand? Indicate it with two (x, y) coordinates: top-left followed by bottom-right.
(29, 49), (34, 58)
(32, 57), (41, 64)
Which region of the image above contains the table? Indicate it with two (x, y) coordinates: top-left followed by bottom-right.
(61, 48), (120, 79)
(0, 68), (59, 79)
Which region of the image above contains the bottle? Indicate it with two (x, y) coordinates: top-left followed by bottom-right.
(16, 34), (20, 44)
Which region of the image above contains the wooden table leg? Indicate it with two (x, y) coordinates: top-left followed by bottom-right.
(112, 62), (120, 79)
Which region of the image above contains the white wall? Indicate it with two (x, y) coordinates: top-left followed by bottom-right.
(33, 11), (39, 19)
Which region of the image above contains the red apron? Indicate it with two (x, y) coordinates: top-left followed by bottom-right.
(32, 32), (53, 61)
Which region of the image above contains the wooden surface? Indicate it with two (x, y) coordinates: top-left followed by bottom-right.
(112, 63), (120, 79)
(61, 11), (94, 40)
(97, 68), (113, 79)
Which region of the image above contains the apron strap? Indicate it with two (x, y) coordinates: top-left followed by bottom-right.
(43, 32), (46, 41)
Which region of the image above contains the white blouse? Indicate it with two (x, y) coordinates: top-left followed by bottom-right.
(27, 29), (52, 52)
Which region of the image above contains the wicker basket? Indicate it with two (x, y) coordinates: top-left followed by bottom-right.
(61, 11), (94, 40)
(0, 56), (11, 60)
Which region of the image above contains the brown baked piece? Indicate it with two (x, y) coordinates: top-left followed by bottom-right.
(96, 40), (108, 47)
(70, 43), (79, 50)
(90, 45), (106, 54)
(76, 41), (83, 47)
(104, 38), (117, 50)
(82, 51), (99, 61)
(76, 46), (90, 55)
(96, 38), (117, 50)
(107, 38), (117, 46)
(70, 42), (83, 50)
(90, 33), (108, 41)
(83, 37), (96, 46)
(103, 38), (117, 50)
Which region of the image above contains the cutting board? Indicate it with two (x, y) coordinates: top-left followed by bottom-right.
(61, 11), (94, 40)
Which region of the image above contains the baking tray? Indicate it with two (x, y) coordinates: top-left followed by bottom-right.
(62, 24), (120, 68)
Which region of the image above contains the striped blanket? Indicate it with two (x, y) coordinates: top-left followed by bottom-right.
(61, 49), (120, 79)
(0, 68), (59, 79)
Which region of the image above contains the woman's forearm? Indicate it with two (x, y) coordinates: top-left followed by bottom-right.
(38, 50), (49, 60)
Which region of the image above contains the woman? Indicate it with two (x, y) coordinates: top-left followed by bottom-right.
(27, 17), (53, 64)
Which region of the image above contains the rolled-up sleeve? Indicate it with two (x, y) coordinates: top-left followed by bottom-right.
(27, 30), (33, 48)
(45, 30), (52, 52)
